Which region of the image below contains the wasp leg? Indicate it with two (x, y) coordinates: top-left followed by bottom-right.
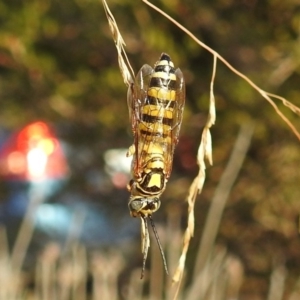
(126, 144), (135, 157)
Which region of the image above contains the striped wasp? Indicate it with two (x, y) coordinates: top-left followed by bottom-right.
(127, 53), (185, 278)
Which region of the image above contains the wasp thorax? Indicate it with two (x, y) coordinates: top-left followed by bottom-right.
(128, 197), (161, 218)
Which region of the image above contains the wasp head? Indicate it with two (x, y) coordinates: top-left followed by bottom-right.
(128, 196), (161, 218)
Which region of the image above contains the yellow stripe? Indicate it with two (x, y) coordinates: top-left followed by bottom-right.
(156, 60), (174, 67)
(147, 88), (176, 100)
(139, 122), (172, 132)
(146, 160), (164, 169)
(142, 106), (174, 119)
(142, 104), (174, 114)
(142, 143), (163, 154)
(145, 160), (164, 170)
(151, 72), (176, 81)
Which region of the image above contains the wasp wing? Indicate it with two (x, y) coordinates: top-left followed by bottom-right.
(159, 67), (185, 179)
(127, 64), (154, 177)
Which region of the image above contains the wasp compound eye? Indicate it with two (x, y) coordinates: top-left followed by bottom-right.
(128, 198), (144, 215)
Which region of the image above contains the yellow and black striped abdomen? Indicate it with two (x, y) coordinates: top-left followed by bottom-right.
(138, 54), (177, 143)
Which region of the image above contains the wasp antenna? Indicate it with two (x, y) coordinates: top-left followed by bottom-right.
(149, 215), (169, 275)
(141, 216), (150, 279)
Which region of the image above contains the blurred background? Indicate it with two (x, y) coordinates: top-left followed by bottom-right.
(0, 0), (300, 299)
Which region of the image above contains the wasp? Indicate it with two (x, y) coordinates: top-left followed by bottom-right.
(127, 53), (185, 278)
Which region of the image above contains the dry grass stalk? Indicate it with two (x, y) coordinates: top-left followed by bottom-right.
(126, 269), (145, 300)
(172, 121), (254, 298)
(142, 0), (300, 141)
(101, 0), (135, 87)
(184, 247), (228, 300)
(0, 226), (9, 259)
(288, 275), (300, 300)
(188, 250), (243, 300)
(225, 256), (244, 299)
(267, 261), (287, 300)
(194, 122), (255, 276)
(165, 207), (186, 300)
(0, 227), (20, 299)
(91, 251), (124, 300)
(11, 186), (46, 274)
(71, 246), (88, 300)
(172, 56), (217, 290)
(35, 243), (60, 300)
(57, 256), (74, 299)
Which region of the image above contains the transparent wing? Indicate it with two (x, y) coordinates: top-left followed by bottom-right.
(127, 64), (154, 177)
(171, 68), (186, 146)
(162, 67), (186, 178)
(127, 64), (154, 132)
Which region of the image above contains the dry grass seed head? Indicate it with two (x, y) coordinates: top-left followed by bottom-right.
(102, 0), (135, 87)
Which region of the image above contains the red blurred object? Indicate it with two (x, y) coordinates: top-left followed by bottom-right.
(0, 121), (68, 181)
